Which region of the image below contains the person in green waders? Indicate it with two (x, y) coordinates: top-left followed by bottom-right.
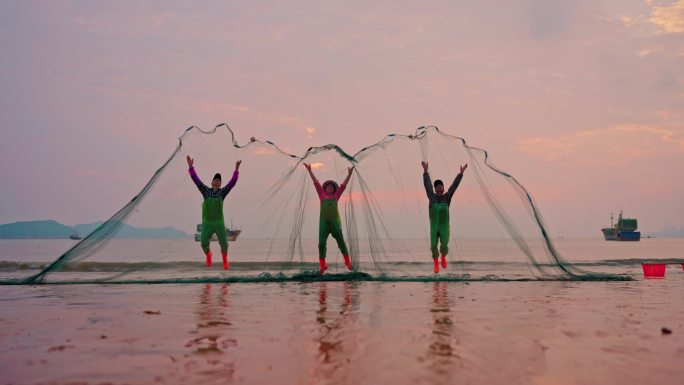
(303, 163), (355, 274)
(187, 155), (241, 269)
(421, 161), (467, 273)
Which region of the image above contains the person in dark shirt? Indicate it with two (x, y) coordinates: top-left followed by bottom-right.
(421, 161), (467, 273)
(187, 155), (241, 269)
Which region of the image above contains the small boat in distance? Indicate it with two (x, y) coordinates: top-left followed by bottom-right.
(601, 211), (640, 241)
(69, 233), (82, 240)
(194, 223), (242, 242)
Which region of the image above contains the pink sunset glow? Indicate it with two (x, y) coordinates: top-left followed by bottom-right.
(1, 0), (683, 237)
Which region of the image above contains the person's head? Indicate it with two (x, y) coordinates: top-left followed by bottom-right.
(434, 179), (444, 195)
(322, 180), (338, 194)
(211, 173), (222, 189)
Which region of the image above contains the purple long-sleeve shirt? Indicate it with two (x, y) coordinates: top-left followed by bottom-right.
(189, 167), (239, 200)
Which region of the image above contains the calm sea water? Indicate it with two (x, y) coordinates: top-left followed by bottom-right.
(1, 238), (683, 282)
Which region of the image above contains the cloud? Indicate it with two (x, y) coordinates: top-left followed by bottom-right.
(252, 147), (276, 155)
(620, 15), (636, 27)
(70, 9), (179, 36)
(605, 0), (684, 37)
(638, 47), (662, 57)
(304, 126), (316, 138)
(196, 100), (253, 115)
(524, 0), (578, 39)
(194, 98), (316, 135)
(518, 124), (684, 165)
(649, 0), (684, 34)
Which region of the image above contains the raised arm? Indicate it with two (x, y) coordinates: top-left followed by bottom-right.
(187, 155), (209, 193)
(304, 163), (323, 196)
(220, 160), (241, 199)
(422, 161), (434, 199)
(335, 166), (354, 199)
(446, 163), (467, 200)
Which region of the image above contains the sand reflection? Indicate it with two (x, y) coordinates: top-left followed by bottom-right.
(425, 282), (461, 381)
(310, 281), (358, 384)
(183, 283), (236, 381)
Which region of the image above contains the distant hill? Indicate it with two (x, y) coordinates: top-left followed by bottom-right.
(74, 221), (187, 239)
(0, 220), (74, 239)
(651, 227), (684, 238)
(0, 220), (187, 239)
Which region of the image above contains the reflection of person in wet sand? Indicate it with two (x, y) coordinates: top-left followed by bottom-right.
(182, 283), (236, 380)
(196, 283), (233, 331)
(426, 282), (460, 378)
(314, 282), (356, 379)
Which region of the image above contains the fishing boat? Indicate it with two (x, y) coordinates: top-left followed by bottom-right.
(601, 211), (640, 241)
(194, 223), (242, 242)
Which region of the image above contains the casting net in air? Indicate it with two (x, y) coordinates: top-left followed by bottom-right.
(9, 125), (628, 284)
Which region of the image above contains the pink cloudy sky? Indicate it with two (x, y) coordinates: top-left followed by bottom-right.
(1, 0), (683, 237)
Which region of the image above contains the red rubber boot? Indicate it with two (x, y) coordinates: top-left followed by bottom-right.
(441, 255), (447, 269)
(205, 250), (213, 267)
(319, 258), (328, 274)
(222, 251), (229, 270)
(433, 258), (440, 274)
(343, 255), (353, 271)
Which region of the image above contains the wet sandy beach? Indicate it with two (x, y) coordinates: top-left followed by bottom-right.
(2, 277), (683, 385)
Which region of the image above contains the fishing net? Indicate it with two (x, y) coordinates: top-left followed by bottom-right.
(5, 124), (629, 284)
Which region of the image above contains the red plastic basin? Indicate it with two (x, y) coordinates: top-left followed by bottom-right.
(642, 263), (666, 278)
